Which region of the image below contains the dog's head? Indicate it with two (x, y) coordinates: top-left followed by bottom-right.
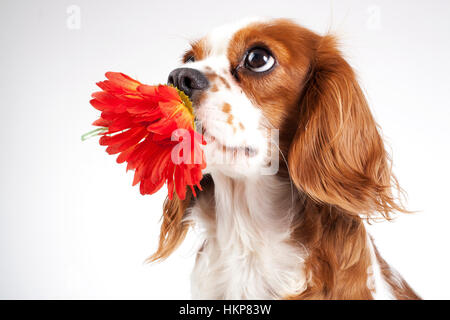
(168, 17), (403, 215)
(169, 18), (318, 179)
(151, 18), (406, 262)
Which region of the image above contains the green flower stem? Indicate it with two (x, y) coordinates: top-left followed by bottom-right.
(81, 127), (108, 141)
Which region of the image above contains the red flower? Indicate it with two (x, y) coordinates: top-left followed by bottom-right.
(89, 72), (206, 200)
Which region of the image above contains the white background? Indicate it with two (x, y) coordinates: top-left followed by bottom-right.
(0, 0), (449, 299)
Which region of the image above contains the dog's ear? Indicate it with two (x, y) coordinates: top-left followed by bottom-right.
(288, 35), (406, 219)
(147, 174), (213, 262)
(146, 191), (193, 263)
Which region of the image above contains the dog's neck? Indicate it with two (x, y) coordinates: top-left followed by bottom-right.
(212, 171), (297, 240)
(190, 171), (308, 299)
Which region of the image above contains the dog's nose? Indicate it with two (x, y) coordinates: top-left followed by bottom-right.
(167, 68), (209, 98)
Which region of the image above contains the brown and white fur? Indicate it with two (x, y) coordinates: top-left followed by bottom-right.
(149, 18), (420, 300)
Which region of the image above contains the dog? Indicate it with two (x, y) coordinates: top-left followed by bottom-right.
(149, 17), (420, 300)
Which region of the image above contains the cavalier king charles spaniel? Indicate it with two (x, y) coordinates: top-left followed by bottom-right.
(150, 18), (420, 300)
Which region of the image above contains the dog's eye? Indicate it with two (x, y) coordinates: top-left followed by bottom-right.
(245, 48), (275, 73)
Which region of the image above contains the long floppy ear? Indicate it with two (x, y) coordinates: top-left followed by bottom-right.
(146, 174), (213, 262)
(288, 35), (406, 219)
(146, 191), (193, 263)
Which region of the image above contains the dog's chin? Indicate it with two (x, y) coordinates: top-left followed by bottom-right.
(201, 133), (269, 178)
(194, 98), (270, 178)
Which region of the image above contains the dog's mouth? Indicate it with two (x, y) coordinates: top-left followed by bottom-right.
(200, 125), (258, 158)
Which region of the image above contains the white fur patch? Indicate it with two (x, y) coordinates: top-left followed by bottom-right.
(190, 173), (307, 299)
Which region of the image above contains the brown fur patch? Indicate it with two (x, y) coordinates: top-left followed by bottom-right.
(211, 84), (219, 92)
(205, 71), (218, 82)
(287, 204), (374, 299)
(222, 103), (231, 113)
(146, 192), (193, 263)
(183, 38), (209, 62)
(218, 75), (231, 89)
(193, 90), (207, 107)
(147, 176), (213, 262)
(227, 114), (234, 124)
